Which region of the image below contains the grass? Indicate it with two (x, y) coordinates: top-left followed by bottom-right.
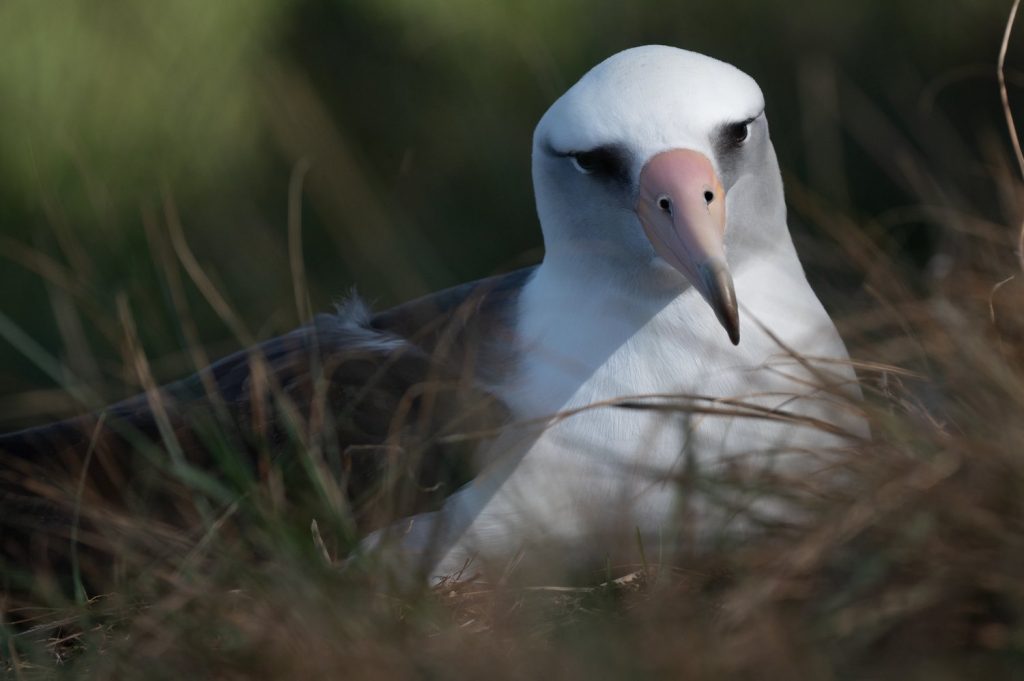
(1, 183), (1022, 681)
(4, 13), (1024, 681)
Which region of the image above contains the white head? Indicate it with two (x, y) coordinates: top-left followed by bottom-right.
(532, 45), (791, 345)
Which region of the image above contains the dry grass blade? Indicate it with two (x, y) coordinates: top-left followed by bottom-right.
(998, 0), (1024, 272)
(8, 19), (1024, 681)
(288, 157), (313, 326)
(999, 0), (1024, 180)
(162, 187), (255, 348)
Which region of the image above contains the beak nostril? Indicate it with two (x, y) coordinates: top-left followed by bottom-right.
(704, 190), (715, 205)
(657, 196), (672, 215)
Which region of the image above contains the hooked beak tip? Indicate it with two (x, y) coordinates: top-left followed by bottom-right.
(728, 322), (741, 346)
(699, 260), (741, 345)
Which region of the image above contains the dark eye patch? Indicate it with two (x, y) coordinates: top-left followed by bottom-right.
(723, 122), (748, 146)
(547, 143), (630, 184)
(716, 114), (760, 152)
(573, 148), (619, 174)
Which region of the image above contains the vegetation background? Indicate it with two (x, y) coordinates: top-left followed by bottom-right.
(0, 0), (1016, 428)
(4, 0), (1024, 678)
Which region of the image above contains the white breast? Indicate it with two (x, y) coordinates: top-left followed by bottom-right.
(422, 255), (864, 575)
(507, 253), (859, 449)
(369, 254), (866, 581)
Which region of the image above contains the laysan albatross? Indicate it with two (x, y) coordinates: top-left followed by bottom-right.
(0, 45), (865, 586)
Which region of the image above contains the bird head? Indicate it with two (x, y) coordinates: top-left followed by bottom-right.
(532, 45), (788, 346)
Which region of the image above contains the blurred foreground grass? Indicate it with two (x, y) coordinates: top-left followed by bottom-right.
(4, 0), (1024, 678)
(4, 256), (1024, 681)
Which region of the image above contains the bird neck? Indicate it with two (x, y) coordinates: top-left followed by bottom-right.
(506, 253), (703, 419)
(722, 147), (795, 267)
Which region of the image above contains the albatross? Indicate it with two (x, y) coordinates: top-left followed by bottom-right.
(0, 45), (865, 586)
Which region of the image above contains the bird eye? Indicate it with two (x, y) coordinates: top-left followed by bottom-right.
(559, 146), (628, 183)
(569, 147), (626, 178)
(571, 151), (602, 174)
(724, 121), (750, 146)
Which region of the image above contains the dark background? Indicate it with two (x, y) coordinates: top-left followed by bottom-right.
(0, 0), (1019, 429)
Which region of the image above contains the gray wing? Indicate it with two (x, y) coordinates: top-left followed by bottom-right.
(0, 267), (534, 583)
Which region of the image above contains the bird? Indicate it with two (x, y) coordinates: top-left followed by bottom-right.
(0, 45), (865, 589)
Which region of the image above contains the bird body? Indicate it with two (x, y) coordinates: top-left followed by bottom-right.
(361, 46), (865, 579)
(1, 46), (865, 587)
(367, 239), (863, 579)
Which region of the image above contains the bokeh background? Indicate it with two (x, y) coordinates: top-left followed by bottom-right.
(0, 0), (1020, 429)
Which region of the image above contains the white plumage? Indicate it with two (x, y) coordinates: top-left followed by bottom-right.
(364, 46), (866, 582)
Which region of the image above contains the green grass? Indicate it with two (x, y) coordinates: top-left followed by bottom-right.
(4, 3), (1024, 677)
(3, 201), (1024, 679)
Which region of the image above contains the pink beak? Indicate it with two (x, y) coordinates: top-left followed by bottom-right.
(636, 149), (740, 345)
